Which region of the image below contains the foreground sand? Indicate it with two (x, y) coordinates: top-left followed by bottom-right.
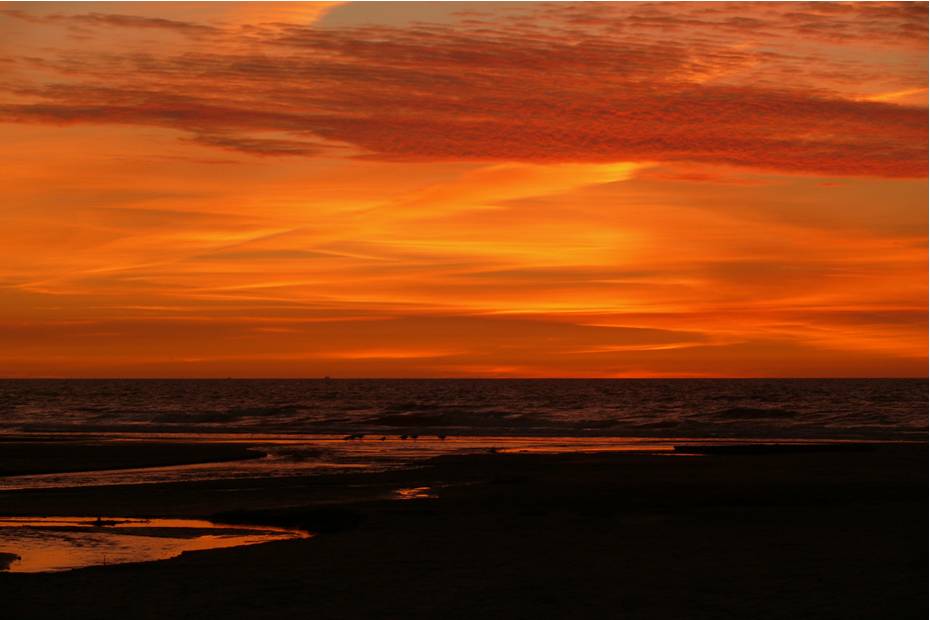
(1, 443), (926, 619)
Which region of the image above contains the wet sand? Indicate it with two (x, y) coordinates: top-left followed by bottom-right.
(0, 442), (926, 619)
(0, 440), (261, 477)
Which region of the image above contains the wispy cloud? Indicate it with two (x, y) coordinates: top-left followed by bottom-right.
(1, 2), (925, 177)
(0, 2), (925, 377)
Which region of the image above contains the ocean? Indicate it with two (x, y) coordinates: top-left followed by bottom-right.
(1, 378), (925, 440)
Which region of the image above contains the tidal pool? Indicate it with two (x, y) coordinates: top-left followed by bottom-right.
(0, 516), (310, 573)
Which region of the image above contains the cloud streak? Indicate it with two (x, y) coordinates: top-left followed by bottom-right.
(1, 2), (926, 176)
(0, 9), (221, 35)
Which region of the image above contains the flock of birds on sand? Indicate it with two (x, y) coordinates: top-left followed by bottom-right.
(343, 433), (447, 441)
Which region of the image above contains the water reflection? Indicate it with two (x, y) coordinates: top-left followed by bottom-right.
(0, 516), (309, 573)
(1, 434), (879, 493)
(394, 486), (436, 500)
(0, 434), (681, 491)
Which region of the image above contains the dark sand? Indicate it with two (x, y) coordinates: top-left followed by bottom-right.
(0, 552), (19, 571)
(0, 440), (261, 476)
(1, 443), (926, 619)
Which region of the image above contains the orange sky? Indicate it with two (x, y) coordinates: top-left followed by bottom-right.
(0, 1), (927, 378)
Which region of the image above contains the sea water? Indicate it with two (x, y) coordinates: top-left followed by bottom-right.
(0, 379), (924, 439)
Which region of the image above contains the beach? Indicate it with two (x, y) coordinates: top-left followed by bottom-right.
(1, 440), (925, 619)
(0, 439), (261, 477)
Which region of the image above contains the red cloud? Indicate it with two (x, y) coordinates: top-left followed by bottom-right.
(1, 3), (926, 176)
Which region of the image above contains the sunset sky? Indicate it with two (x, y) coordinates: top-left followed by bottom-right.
(0, 1), (927, 378)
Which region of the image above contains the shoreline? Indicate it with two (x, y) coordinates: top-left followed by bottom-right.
(0, 441), (264, 478)
(2, 434), (924, 493)
(4, 426), (926, 441)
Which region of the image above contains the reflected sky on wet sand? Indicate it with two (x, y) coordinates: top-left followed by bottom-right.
(0, 516), (309, 573)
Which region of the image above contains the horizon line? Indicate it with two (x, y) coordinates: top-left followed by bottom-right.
(1, 376), (926, 381)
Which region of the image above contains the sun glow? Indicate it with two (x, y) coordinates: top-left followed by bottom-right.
(0, 2), (926, 378)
